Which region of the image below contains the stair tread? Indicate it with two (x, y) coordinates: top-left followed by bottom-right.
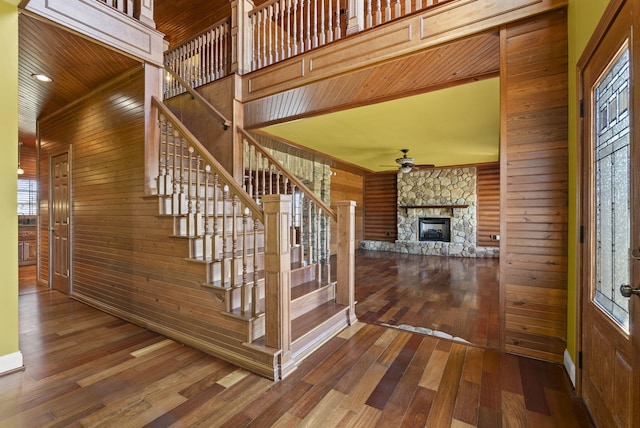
(291, 280), (333, 300)
(292, 301), (347, 342)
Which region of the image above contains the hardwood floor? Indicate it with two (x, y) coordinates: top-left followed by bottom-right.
(1, 255), (592, 427)
(354, 250), (500, 349)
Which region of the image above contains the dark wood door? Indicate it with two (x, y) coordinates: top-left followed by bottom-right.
(580, 2), (639, 426)
(51, 152), (70, 294)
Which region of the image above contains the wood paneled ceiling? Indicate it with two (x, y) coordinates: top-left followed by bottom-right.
(18, 12), (140, 146)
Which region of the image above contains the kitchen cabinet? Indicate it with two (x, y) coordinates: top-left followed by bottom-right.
(18, 227), (36, 266)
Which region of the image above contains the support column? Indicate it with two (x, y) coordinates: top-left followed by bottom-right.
(336, 200), (357, 325)
(230, 0), (255, 74)
(262, 195), (295, 378)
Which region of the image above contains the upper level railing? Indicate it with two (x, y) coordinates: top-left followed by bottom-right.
(248, 0), (450, 71)
(249, 0), (348, 70)
(96, 0), (134, 16)
(163, 0), (452, 94)
(164, 18), (232, 98)
(95, 0), (155, 27)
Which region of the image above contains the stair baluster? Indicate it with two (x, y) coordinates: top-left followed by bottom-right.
(242, 207), (249, 313)
(187, 146), (195, 237)
(203, 165), (212, 260)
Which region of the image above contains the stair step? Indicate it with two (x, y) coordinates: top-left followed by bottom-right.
(291, 301), (350, 361)
(292, 300), (347, 342)
(291, 281), (335, 319)
(291, 279), (328, 300)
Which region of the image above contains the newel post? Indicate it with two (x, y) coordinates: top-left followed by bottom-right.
(336, 200), (357, 324)
(262, 194), (295, 378)
(144, 63), (163, 195)
(346, 0), (364, 35)
(230, 0), (255, 74)
(134, 0), (155, 28)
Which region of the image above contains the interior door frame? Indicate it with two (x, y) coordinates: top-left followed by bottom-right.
(49, 146), (73, 295)
(576, 0), (640, 426)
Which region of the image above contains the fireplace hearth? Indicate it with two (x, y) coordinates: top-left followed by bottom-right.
(419, 217), (451, 242)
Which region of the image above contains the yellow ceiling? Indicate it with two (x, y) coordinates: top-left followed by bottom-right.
(260, 77), (501, 172)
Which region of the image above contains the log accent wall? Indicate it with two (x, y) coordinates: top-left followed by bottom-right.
(330, 168), (364, 254)
(477, 163), (500, 248)
(363, 173), (397, 242)
(38, 68), (275, 373)
(501, 9), (568, 363)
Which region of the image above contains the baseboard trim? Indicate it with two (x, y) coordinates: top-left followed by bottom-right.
(0, 351), (24, 377)
(564, 349), (576, 387)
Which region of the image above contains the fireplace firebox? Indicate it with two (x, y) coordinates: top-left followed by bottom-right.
(419, 217), (451, 242)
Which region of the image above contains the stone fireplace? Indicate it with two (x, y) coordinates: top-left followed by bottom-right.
(360, 166), (499, 258)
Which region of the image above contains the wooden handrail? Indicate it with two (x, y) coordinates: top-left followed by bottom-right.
(238, 127), (337, 222)
(152, 96), (264, 223)
(163, 67), (232, 130)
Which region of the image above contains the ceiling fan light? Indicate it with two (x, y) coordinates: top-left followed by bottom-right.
(396, 157), (415, 165)
(399, 165), (412, 173)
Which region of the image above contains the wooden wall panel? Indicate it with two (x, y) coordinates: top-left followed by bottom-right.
(477, 163), (500, 248)
(363, 173), (397, 242)
(501, 9), (568, 363)
(19, 144), (37, 180)
(330, 169), (364, 254)
(38, 69), (270, 370)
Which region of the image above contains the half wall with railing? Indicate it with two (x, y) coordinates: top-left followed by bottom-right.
(163, 0), (452, 92)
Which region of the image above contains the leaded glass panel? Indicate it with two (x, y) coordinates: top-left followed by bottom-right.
(593, 46), (631, 332)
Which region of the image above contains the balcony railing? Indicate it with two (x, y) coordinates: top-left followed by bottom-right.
(95, 0), (155, 27)
(163, 0), (451, 94)
(164, 19), (232, 98)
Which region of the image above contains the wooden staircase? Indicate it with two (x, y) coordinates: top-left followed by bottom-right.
(151, 96), (355, 379)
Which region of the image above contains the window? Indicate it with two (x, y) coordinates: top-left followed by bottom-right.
(17, 179), (38, 216)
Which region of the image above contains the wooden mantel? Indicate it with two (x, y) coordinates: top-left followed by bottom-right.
(399, 204), (469, 214)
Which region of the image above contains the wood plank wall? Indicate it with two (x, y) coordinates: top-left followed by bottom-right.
(330, 168), (364, 254)
(477, 163), (500, 248)
(38, 68), (273, 371)
(501, 9), (568, 363)
(19, 144), (37, 180)
(363, 173), (397, 242)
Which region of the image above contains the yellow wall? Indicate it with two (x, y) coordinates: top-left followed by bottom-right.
(566, 0), (610, 361)
(0, 0), (20, 365)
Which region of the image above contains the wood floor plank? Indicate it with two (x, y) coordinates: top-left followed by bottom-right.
(501, 390), (528, 428)
(402, 386), (436, 427)
(338, 404), (382, 427)
(424, 343), (467, 427)
(418, 348), (449, 390)
(365, 333), (422, 412)
(453, 380), (481, 425)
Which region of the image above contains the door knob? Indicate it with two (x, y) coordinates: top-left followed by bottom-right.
(632, 248), (640, 260)
(620, 284), (640, 298)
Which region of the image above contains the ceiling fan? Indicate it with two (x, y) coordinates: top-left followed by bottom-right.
(396, 149), (419, 173)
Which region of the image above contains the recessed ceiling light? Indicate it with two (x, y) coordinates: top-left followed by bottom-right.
(31, 73), (52, 82)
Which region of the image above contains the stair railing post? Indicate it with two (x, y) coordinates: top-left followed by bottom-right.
(133, 0), (155, 28)
(346, 0), (364, 35)
(262, 194), (295, 378)
(230, 0), (255, 74)
(336, 200), (357, 325)
(145, 63), (163, 195)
